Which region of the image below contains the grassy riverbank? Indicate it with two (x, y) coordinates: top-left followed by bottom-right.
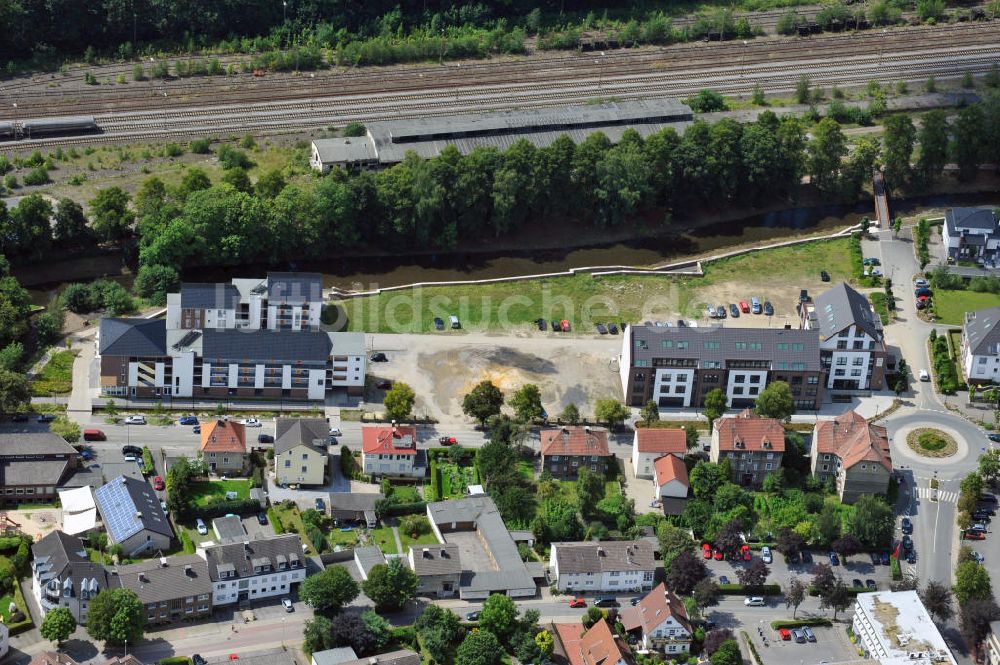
(330, 235), (854, 333)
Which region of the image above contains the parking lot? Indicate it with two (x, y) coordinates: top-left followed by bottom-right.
(744, 623), (858, 665)
(703, 548), (895, 593)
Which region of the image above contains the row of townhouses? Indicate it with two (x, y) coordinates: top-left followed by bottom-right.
(97, 272), (366, 401)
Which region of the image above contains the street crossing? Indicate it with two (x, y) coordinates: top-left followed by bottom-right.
(916, 486), (958, 503)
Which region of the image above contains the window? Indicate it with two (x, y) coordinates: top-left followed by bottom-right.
(703, 361), (721, 369)
(635, 359), (649, 367)
(748, 387), (759, 396)
(836, 357), (848, 366)
(703, 341), (721, 349)
(734, 374), (745, 383)
(851, 369), (862, 376)
(301, 466), (308, 472)
(677, 341), (689, 349)
(808, 376), (819, 385)
(853, 357), (864, 366)
(837, 340), (848, 350)
(302, 453), (308, 459)
(821, 464), (829, 471)
(765, 463), (772, 470)
(284, 460), (291, 468)
(661, 340), (673, 349)
(766, 452), (774, 460)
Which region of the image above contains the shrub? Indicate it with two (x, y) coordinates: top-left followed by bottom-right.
(687, 89), (728, 112)
(23, 167), (50, 186)
(164, 143), (184, 157)
(159, 658), (192, 665)
(141, 447), (155, 475)
(217, 145), (254, 170)
(188, 498), (261, 520)
(344, 122), (367, 137)
(132, 64), (145, 81)
(190, 138), (212, 154)
(717, 583), (782, 595)
(268, 508), (285, 534)
(770, 618), (833, 629)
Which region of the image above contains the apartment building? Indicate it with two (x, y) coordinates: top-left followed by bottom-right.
(31, 531), (119, 624)
(620, 325), (824, 410)
(0, 433), (78, 506)
(549, 541), (656, 593)
(113, 555), (213, 625)
(800, 282), (891, 392)
(852, 591), (956, 665)
(961, 307), (1000, 384)
(274, 418), (330, 486)
(710, 409), (785, 487)
(199, 534), (306, 605)
(812, 410), (892, 504)
(942, 207), (1000, 266)
(362, 424), (427, 479)
(540, 426), (612, 480)
(620, 583), (692, 655)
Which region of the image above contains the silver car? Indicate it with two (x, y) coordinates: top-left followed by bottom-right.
(791, 628), (807, 643)
(802, 626), (816, 642)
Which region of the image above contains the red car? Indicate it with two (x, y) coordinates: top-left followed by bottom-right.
(739, 300), (750, 313)
(153, 476), (165, 491)
(741, 544), (751, 561)
(702, 543), (712, 559)
(713, 549), (724, 561)
(569, 598), (586, 608)
(560, 320), (571, 332)
(778, 628), (791, 641)
(966, 530), (987, 540)
(438, 436), (458, 446)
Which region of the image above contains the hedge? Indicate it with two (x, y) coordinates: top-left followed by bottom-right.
(381, 500), (427, 517)
(718, 583), (782, 596)
(141, 447), (155, 476)
(429, 460), (442, 501)
(159, 658), (192, 665)
(770, 618), (833, 629)
(188, 497), (261, 519)
(0, 536), (28, 554)
(809, 586), (865, 597)
(268, 508), (285, 534)
(890, 555), (902, 581)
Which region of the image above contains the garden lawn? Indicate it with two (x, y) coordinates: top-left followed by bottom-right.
(439, 464), (477, 498)
(933, 290), (1000, 325)
(189, 479), (251, 506)
(948, 330), (966, 382)
(328, 527), (360, 550)
(391, 485), (423, 503)
(400, 530), (439, 552)
(518, 460), (535, 482)
(30, 350), (75, 396)
(371, 526), (398, 554)
(0, 594), (14, 622)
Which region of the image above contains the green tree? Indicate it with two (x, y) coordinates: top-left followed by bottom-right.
(133, 264), (180, 306)
(535, 629), (554, 660)
(0, 369), (30, 415)
(256, 169), (287, 199)
(362, 559), (418, 611)
(301, 565), (360, 613)
(795, 75), (811, 104)
(303, 615), (333, 655)
(415, 605), (465, 665)
(221, 167), (252, 193)
(754, 381), (794, 421)
(462, 381), (504, 426)
(920, 580), (954, 623)
(362, 609), (392, 651)
(689, 461), (731, 500)
(559, 403), (581, 424)
(53, 198), (91, 246)
(809, 118), (848, 195)
(785, 578), (807, 618)
(710, 639), (742, 665)
(882, 113), (916, 193)
(165, 457), (194, 515)
(952, 103), (984, 181)
(594, 399), (629, 428)
(978, 449), (1000, 484)
(479, 593), (519, 642)
(86, 588), (146, 645)
(820, 579), (853, 619)
(703, 388), (727, 423)
(576, 466), (604, 518)
(510, 384), (543, 422)
(383, 382), (416, 421)
(684, 424), (699, 449)
(915, 109), (949, 188)
(847, 495), (894, 547)
(954, 559), (993, 604)
(51, 416), (81, 443)
(89, 187), (135, 243)
(582, 606), (604, 629)
(639, 400), (659, 426)
(40, 606), (76, 645)
(456, 629), (502, 665)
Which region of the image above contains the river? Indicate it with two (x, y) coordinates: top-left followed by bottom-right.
(16, 191), (1000, 304)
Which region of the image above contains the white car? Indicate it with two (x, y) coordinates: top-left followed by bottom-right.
(914, 278), (928, 287)
(973, 551), (985, 564)
(282, 598), (294, 612)
(744, 596), (765, 607)
(329, 427), (343, 437)
(196, 518), (208, 535)
(241, 418), (262, 427)
(124, 415), (146, 425)
(919, 369), (930, 381)
(761, 546), (773, 564)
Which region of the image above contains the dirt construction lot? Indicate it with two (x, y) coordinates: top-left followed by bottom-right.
(367, 332), (624, 421)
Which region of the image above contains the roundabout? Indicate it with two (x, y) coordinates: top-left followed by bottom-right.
(884, 409), (982, 475)
(904, 427), (958, 458)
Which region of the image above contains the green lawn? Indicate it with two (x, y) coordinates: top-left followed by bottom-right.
(518, 460), (535, 482)
(933, 289), (1000, 325)
(370, 527), (399, 554)
(272, 502), (321, 555)
(30, 350), (76, 396)
(189, 479), (251, 506)
(328, 527), (360, 550)
(0, 594), (15, 622)
(333, 236), (854, 332)
(391, 485), (423, 503)
(439, 464), (477, 498)
(400, 530), (439, 552)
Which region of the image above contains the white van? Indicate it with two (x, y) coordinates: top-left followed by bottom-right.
(449, 315), (461, 329)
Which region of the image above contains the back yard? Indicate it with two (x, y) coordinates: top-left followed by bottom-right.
(189, 479), (251, 506)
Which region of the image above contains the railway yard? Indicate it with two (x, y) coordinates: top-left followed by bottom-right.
(1, 19), (999, 148)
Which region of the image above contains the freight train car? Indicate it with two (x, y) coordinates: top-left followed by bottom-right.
(19, 116), (98, 138)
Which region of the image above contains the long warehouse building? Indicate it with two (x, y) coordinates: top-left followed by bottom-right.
(310, 97), (693, 173)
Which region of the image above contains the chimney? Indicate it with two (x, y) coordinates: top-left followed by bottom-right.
(184, 564), (193, 576)
(597, 547), (605, 557)
(137, 572), (145, 583)
(422, 548), (431, 559)
(120, 477), (127, 485)
(135, 511), (143, 519)
(159, 556), (167, 568)
(584, 425), (591, 433)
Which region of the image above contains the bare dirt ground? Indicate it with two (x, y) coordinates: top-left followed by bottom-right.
(6, 507), (63, 541)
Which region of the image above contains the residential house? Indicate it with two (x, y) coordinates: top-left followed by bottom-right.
(801, 282), (891, 392)
(852, 591), (956, 664)
(426, 496), (541, 599)
(549, 541), (655, 593)
(631, 429), (687, 479)
(31, 531), (119, 624)
(274, 418), (329, 486)
(200, 419), (249, 475)
(540, 426), (612, 480)
(620, 325), (825, 410)
(0, 433), (78, 505)
(362, 424), (427, 479)
(29, 654), (81, 665)
(986, 621), (1000, 665)
(942, 207), (1000, 265)
(199, 533), (306, 605)
(113, 555), (213, 625)
(409, 544), (461, 598)
(710, 409), (785, 487)
(653, 455), (689, 501)
(354, 546), (386, 581)
(962, 307), (1000, 384)
(812, 410), (892, 504)
(561, 619), (635, 665)
(329, 492), (382, 528)
(619, 583), (693, 655)
(93, 475), (174, 556)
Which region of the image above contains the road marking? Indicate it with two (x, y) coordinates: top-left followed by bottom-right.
(917, 487), (957, 503)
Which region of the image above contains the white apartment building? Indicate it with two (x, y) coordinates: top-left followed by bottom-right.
(199, 534), (307, 606)
(549, 541), (655, 593)
(962, 307), (1000, 384)
(852, 591), (956, 665)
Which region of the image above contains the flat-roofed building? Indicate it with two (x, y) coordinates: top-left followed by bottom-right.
(852, 591), (956, 665)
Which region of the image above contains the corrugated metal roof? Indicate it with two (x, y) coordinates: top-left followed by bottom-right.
(629, 324), (821, 371)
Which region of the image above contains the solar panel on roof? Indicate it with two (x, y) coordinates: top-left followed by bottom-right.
(173, 330), (202, 350)
(95, 478), (142, 542)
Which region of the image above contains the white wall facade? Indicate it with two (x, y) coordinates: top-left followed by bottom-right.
(726, 370), (767, 403)
(652, 368), (695, 408)
(619, 329), (633, 398)
(211, 566), (306, 606)
(963, 342), (1000, 382)
(656, 478), (687, 499)
(820, 325), (878, 389)
(363, 453), (423, 478)
(641, 615), (692, 654)
(329, 354), (366, 388)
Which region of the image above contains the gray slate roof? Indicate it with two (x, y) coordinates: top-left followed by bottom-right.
(99, 318), (167, 357)
(629, 325), (822, 371)
(328, 492), (383, 513)
(334, 651), (421, 665)
(201, 533), (303, 582)
(552, 540), (656, 574)
(114, 554), (212, 605)
(267, 272), (322, 305)
(212, 515), (247, 543)
(946, 207), (999, 234)
(410, 544), (461, 576)
(0, 432), (76, 457)
(274, 418), (329, 455)
(0, 433), (76, 488)
(353, 546), (386, 578)
(200, 329), (332, 364)
(179, 282), (241, 310)
(31, 531), (120, 600)
(812, 282), (883, 341)
(311, 647), (359, 665)
(94, 475), (174, 543)
(964, 307), (1000, 356)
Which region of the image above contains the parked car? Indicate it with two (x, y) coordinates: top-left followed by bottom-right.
(971, 524), (987, 533)
(763, 301), (774, 316)
(901, 535), (913, 552)
(569, 598), (586, 608)
(329, 427), (343, 437)
(719, 576), (731, 585)
(594, 597), (618, 607)
(193, 656), (207, 665)
(989, 434), (1000, 443)
(124, 415), (146, 425)
(370, 352), (387, 362)
(434, 317), (445, 331)
(375, 380), (393, 390)
(820, 270), (830, 282)
(153, 476), (164, 491)
(914, 278), (928, 287)
(466, 612), (480, 621)
(966, 530), (987, 540)
(787, 551), (801, 564)
(608, 323), (619, 334)
(901, 517), (913, 534)
(864, 257), (881, 266)
(282, 598), (294, 612)
(799, 289), (810, 302)
(241, 418), (262, 427)
(675, 319), (686, 328)
(196, 518), (208, 535)
(919, 369), (930, 381)
(791, 628), (807, 643)
(10, 413), (27, 422)
(551, 319), (561, 332)
(829, 551), (840, 566)
(778, 628), (791, 641)
(596, 323), (607, 334)
(801, 551), (813, 564)
(744, 596), (765, 607)
(751, 296), (761, 314)
(973, 551), (985, 564)
(915, 287), (933, 298)
(702, 543), (712, 559)
(161, 500), (168, 512)
(852, 578), (863, 588)
(761, 546), (773, 564)
(193, 425), (201, 434)
(439, 436), (458, 446)
(121, 444), (142, 457)
(739, 300), (750, 313)
(706, 306), (718, 318)
(716, 304), (726, 318)
(972, 510), (993, 521)
(536, 318), (546, 331)
(802, 626), (816, 642)
(83, 429), (106, 441)
(880, 552), (890, 565)
(561, 320), (571, 332)
(257, 513), (268, 525)
(315, 497), (325, 511)
(37, 413), (56, 423)
(729, 303), (739, 318)
(870, 552), (881, 565)
(179, 416), (198, 426)
(713, 549), (724, 560)
(629, 597), (642, 606)
(906, 550), (916, 564)
(866, 579), (877, 590)
(741, 544), (751, 561)
(982, 493), (998, 504)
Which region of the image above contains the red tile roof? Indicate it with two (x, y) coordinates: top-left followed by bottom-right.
(814, 410), (892, 472)
(541, 426), (610, 458)
(654, 455), (689, 488)
(362, 425), (418, 455)
(554, 623), (586, 665)
(714, 408), (785, 453)
(634, 429), (687, 455)
(579, 620), (632, 665)
(200, 420), (247, 454)
(620, 582), (692, 636)
(29, 653), (80, 665)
